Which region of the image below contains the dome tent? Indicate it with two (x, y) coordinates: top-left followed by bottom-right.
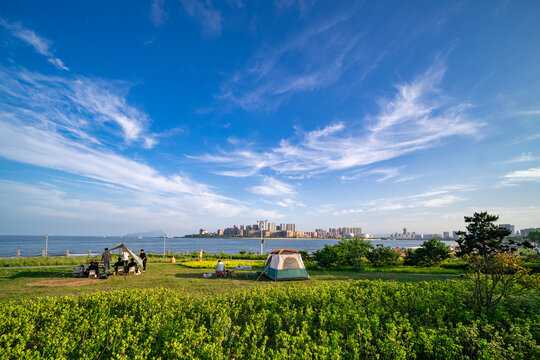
(263, 249), (309, 281)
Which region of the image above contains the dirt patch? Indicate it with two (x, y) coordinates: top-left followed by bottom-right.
(27, 278), (109, 287)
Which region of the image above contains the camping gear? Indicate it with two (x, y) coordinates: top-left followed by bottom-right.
(106, 243), (144, 269)
(72, 265), (85, 278)
(263, 249), (309, 281)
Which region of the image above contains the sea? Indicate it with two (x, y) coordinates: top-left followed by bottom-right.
(0, 235), (458, 258)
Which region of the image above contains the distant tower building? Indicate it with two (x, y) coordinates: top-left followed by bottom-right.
(443, 232), (450, 239)
(403, 228), (407, 235)
(499, 224), (515, 236)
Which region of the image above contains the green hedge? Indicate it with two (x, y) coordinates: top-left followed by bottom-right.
(0, 280), (538, 359)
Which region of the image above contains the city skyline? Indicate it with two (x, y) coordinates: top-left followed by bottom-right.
(0, 1), (539, 235)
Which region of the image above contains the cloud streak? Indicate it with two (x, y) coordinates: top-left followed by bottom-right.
(180, 0), (222, 36)
(196, 65), (483, 176)
(0, 18), (69, 70)
(496, 167), (540, 188)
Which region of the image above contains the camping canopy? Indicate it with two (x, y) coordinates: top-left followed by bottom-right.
(263, 249), (309, 281)
(107, 243), (144, 268)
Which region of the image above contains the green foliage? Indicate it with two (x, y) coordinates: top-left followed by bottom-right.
(313, 237), (373, 269)
(528, 230), (540, 242)
(404, 239), (451, 267)
(456, 212), (511, 257)
(0, 281), (538, 359)
(467, 253), (539, 312)
(313, 244), (340, 268)
(366, 244), (400, 267)
(335, 237), (374, 270)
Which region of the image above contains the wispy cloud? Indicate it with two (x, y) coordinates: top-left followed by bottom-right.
(0, 18), (69, 70)
(0, 67), (155, 148)
(496, 167), (540, 188)
(340, 167), (417, 183)
(196, 64), (483, 176)
(274, 0), (316, 16)
(248, 177), (296, 196)
(180, 0), (222, 36)
(150, 0), (168, 26)
(332, 185), (470, 215)
(215, 11), (360, 111)
(499, 152), (538, 164)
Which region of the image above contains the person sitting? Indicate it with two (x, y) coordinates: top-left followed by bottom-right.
(127, 258), (138, 274)
(87, 261), (99, 277)
(216, 259), (225, 277)
(113, 257), (124, 275)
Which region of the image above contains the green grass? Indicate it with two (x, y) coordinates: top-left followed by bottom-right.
(0, 263), (466, 302)
(180, 260), (265, 268)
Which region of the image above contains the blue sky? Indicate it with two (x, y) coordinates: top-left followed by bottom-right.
(0, 0), (539, 236)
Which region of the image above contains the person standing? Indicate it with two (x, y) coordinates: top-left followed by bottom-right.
(101, 247), (111, 275)
(121, 249), (129, 273)
(139, 249), (147, 272)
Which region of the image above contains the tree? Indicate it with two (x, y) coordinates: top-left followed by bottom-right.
(313, 244), (340, 268)
(336, 237), (374, 270)
(468, 253), (538, 312)
(366, 244), (400, 267)
(457, 212), (539, 312)
(528, 230), (540, 243)
(404, 238), (451, 267)
(455, 212), (510, 257)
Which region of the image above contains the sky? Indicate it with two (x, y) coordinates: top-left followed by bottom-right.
(0, 0), (539, 236)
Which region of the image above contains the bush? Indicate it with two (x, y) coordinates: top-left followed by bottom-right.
(404, 238), (451, 267)
(313, 244), (340, 267)
(0, 281), (538, 359)
(366, 244), (400, 267)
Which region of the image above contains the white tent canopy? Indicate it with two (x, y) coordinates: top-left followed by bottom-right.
(107, 243), (144, 268)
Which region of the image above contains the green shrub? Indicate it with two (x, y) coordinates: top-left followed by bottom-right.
(366, 244), (400, 267)
(404, 238), (451, 267)
(0, 281), (537, 359)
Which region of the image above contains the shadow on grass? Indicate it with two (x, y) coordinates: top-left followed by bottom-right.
(9, 270), (72, 279)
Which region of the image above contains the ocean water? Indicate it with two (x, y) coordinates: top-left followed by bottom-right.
(0, 235), (457, 258)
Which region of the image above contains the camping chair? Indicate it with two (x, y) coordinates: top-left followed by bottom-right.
(88, 269), (97, 278)
(128, 266), (137, 275)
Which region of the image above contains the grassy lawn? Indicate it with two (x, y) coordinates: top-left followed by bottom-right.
(0, 263), (465, 302)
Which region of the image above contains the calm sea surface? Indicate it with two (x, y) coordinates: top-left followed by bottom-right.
(0, 235), (458, 258)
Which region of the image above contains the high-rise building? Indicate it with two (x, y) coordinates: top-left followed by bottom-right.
(403, 228), (407, 235)
(498, 224), (515, 236)
(268, 222), (277, 231)
(443, 232), (450, 239)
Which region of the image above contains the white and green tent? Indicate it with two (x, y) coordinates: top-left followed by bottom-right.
(263, 249), (309, 281)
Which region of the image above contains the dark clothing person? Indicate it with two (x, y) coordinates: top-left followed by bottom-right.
(140, 250), (147, 271)
(127, 260), (138, 273)
(113, 258), (124, 275)
(87, 262), (99, 277)
(102, 248), (111, 274)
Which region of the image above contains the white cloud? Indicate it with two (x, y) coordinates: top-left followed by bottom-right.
(248, 177), (296, 196)
(0, 67), (154, 148)
(500, 152), (537, 164)
(197, 65), (482, 176)
(150, 0), (168, 26)
(0, 18), (69, 71)
(216, 12), (359, 111)
(496, 167), (540, 188)
(180, 0), (222, 36)
(332, 185), (469, 215)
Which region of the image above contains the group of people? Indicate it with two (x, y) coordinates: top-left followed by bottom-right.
(100, 247), (148, 276)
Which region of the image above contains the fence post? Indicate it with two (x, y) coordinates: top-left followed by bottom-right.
(65, 250), (69, 257)
(88, 250), (91, 257)
(42, 250), (45, 257)
(16, 250), (20, 258)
